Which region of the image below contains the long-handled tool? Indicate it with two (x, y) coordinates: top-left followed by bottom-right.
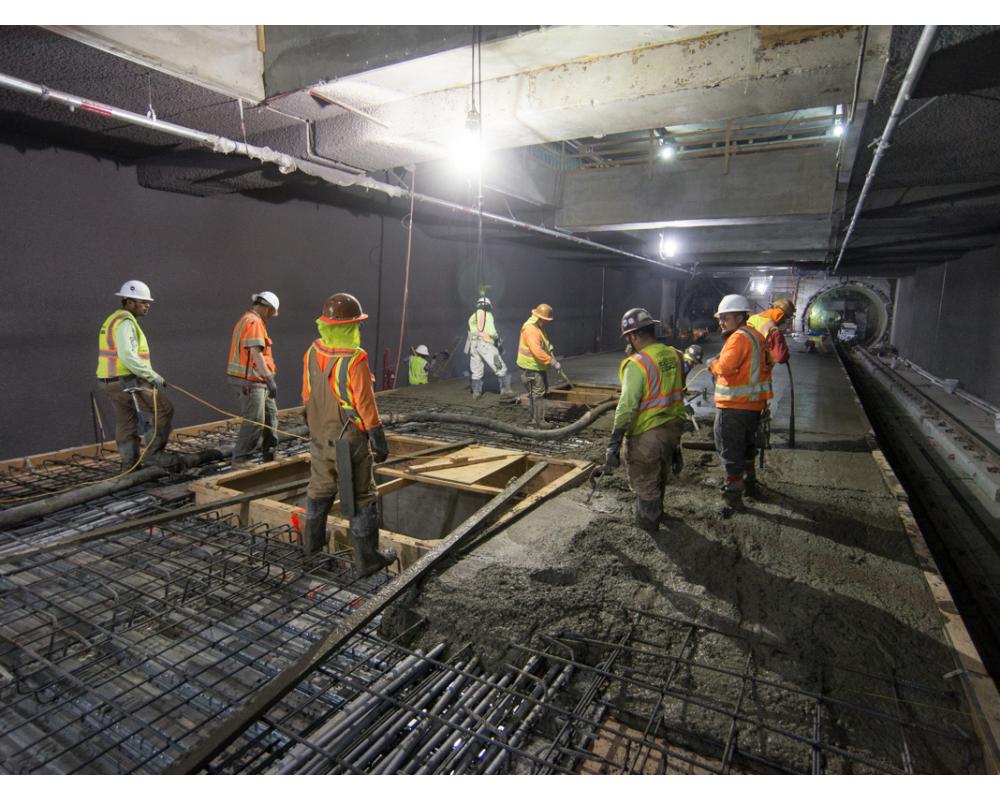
(557, 367), (573, 389)
(786, 361), (796, 448)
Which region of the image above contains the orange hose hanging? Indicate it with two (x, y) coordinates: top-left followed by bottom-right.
(392, 167), (417, 388)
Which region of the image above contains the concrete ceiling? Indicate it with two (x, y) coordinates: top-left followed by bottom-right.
(1, 24), (999, 277)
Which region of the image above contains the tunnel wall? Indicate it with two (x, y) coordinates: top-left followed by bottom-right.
(0, 142), (660, 459)
(891, 245), (1000, 405)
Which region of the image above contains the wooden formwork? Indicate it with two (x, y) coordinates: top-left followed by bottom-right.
(189, 434), (590, 573)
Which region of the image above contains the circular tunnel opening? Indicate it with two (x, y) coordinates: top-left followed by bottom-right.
(804, 284), (888, 346)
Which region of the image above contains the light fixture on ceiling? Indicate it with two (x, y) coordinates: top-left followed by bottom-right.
(750, 276), (773, 295)
(659, 143), (676, 160)
(658, 232), (678, 260)
(832, 122), (845, 137)
(453, 26), (485, 176)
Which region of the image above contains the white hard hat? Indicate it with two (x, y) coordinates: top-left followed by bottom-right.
(253, 291), (280, 315)
(415, 344), (430, 357)
(715, 294), (751, 317)
(115, 280), (154, 302)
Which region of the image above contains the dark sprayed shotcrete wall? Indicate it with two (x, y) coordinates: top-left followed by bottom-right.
(891, 242), (1000, 406)
(0, 142), (670, 459)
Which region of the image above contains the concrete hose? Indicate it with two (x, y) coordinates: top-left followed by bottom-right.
(381, 399), (617, 440)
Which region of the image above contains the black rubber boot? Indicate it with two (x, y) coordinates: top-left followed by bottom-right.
(635, 498), (663, 532)
(351, 503), (397, 577)
(471, 379), (484, 399)
(744, 474), (764, 501)
(302, 496), (333, 557)
(498, 374), (513, 395)
(261, 448), (276, 463)
(720, 480), (745, 519)
(532, 398), (555, 429)
(117, 440), (140, 473)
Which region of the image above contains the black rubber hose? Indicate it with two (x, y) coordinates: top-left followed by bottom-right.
(381, 399), (617, 440)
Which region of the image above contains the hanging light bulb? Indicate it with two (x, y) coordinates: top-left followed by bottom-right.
(453, 108), (482, 175)
(832, 122), (845, 137)
(658, 233), (678, 259)
(659, 143), (676, 160)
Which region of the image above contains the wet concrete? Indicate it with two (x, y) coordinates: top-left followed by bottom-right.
(377, 348), (986, 772)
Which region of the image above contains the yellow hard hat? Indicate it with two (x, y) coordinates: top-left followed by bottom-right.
(532, 303), (554, 321)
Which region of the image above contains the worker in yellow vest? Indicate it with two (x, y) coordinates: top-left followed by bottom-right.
(599, 308), (687, 532)
(227, 291), (280, 466)
(747, 298), (794, 364)
(516, 303), (559, 428)
(408, 344), (430, 385)
(467, 297), (511, 398)
(710, 294), (774, 517)
(300, 292), (396, 576)
(96, 280), (174, 472)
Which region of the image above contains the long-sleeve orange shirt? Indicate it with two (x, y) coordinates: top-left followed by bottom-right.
(301, 344), (382, 431)
(710, 325), (773, 411)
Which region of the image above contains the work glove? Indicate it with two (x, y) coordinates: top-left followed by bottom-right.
(264, 375), (278, 400)
(605, 428), (626, 470)
(149, 376), (167, 391)
(369, 425), (389, 463)
(550, 359), (562, 371)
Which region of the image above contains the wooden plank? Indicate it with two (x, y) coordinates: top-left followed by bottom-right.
(373, 468), (503, 495)
(400, 453), (513, 476)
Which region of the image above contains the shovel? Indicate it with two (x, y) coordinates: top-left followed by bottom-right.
(786, 361), (796, 449)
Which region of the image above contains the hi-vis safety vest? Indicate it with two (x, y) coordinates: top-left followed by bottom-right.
(516, 321), (552, 371)
(618, 343), (686, 435)
(227, 310), (274, 382)
(714, 327), (774, 408)
(747, 312), (778, 339)
(96, 309), (150, 378)
(304, 342), (365, 430)
(468, 310), (496, 343)
(408, 355), (428, 385)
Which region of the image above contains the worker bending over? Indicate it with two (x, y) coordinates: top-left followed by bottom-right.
(682, 344), (703, 379)
(601, 308), (687, 532)
(747, 298), (795, 364)
(467, 297), (511, 398)
(300, 292), (396, 576)
(710, 294), (774, 517)
(96, 280), (174, 472)
(227, 291), (280, 466)
(408, 344), (430, 385)
(516, 303), (560, 429)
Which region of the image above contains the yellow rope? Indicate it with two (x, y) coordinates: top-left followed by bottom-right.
(169, 383), (309, 441)
(687, 365), (710, 385)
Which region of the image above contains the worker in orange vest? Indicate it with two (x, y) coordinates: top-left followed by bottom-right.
(516, 303), (560, 428)
(709, 294), (774, 517)
(227, 291), (280, 466)
(747, 298), (795, 364)
(300, 292), (396, 576)
(96, 280), (175, 472)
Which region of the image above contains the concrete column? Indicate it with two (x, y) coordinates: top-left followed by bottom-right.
(660, 278), (678, 334)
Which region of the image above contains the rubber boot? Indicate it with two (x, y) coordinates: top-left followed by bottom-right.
(743, 462), (763, 501)
(720, 476), (745, 519)
(498, 374), (513, 396)
(117, 439), (140, 473)
(532, 397), (555, 430)
(635, 498), (663, 532)
(261, 447), (276, 463)
(471, 379), (484, 400)
(302, 496), (333, 557)
(351, 503), (397, 577)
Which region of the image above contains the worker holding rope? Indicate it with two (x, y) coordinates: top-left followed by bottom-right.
(227, 291), (281, 466)
(95, 280), (175, 472)
(300, 292), (396, 576)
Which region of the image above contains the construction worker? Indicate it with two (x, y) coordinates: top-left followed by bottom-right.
(748, 298), (795, 364)
(300, 292), (396, 576)
(408, 344), (430, 385)
(709, 294), (774, 517)
(96, 280), (174, 472)
(601, 308), (687, 532)
(467, 296), (512, 398)
(683, 344), (703, 379)
(516, 303), (560, 428)
(227, 291), (280, 466)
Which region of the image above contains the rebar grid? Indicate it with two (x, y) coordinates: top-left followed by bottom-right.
(0, 512), (386, 774)
(200, 608), (976, 775)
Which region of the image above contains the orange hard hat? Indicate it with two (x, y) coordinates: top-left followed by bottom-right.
(320, 293), (368, 324)
(532, 303), (554, 321)
(773, 298), (796, 317)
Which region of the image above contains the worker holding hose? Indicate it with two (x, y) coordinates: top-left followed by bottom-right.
(300, 292), (397, 576)
(467, 296), (512, 398)
(95, 280), (175, 472)
(748, 298), (794, 365)
(227, 291), (280, 466)
(598, 308), (687, 532)
(710, 294), (774, 517)
(516, 303), (559, 429)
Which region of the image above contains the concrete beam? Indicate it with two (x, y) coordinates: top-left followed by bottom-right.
(556, 146), (838, 231)
(294, 25), (891, 171)
(46, 25), (264, 101)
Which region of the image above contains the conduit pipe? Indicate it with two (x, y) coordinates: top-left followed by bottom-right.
(0, 71), (688, 275)
(382, 400), (617, 440)
(898, 357), (1000, 418)
(832, 25), (938, 274)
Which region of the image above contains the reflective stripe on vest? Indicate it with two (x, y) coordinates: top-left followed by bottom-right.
(627, 350), (686, 412)
(714, 328), (773, 401)
(468, 310), (492, 342)
(408, 355), (428, 385)
(516, 322), (551, 371)
(747, 313), (777, 339)
(309, 342), (362, 426)
(96, 310), (149, 378)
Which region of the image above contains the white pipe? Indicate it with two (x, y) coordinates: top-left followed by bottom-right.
(832, 26), (938, 274)
(0, 70), (690, 275)
(900, 358), (1000, 418)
